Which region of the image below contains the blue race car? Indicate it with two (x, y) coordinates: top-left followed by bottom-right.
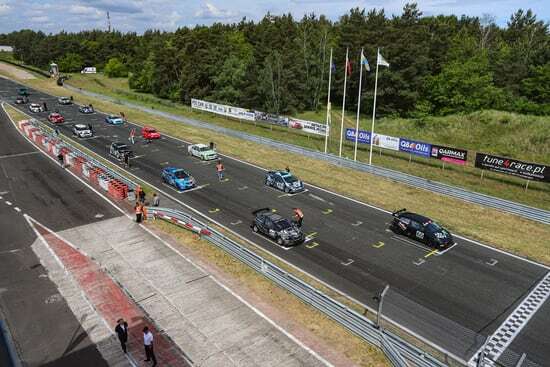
(265, 170), (305, 193)
(105, 115), (124, 125)
(161, 167), (195, 191)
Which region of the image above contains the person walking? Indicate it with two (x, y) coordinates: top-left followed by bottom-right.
(141, 205), (148, 222)
(124, 151), (130, 168)
(285, 166), (290, 173)
(54, 128), (60, 137)
(152, 193), (160, 207)
(143, 326), (157, 366)
(114, 318), (129, 354)
(57, 152), (64, 168)
(293, 208), (304, 228)
(129, 128), (136, 145)
(138, 188), (146, 203)
(43, 101), (48, 111)
(216, 159), (225, 181)
(135, 202), (143, 223)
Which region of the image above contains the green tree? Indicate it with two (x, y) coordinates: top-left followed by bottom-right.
(104, 57), (128, 77)
(58, 52), (84, 72)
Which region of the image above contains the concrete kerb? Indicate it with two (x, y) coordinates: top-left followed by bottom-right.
(2, 103), (340, 367)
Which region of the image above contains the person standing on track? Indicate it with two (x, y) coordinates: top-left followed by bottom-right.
(216, 159), (225, 181)
(129, 127), (136, 145)
(152, 193), (160, 207)
(293, 208), (304, 228)
(135, 202), (143, 223)
(143, 326), (157, 366)
(115, 318), (129, 354)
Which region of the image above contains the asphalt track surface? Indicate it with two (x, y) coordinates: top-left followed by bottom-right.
(1, 77), (549, 365)
(0, 107), (121, 366)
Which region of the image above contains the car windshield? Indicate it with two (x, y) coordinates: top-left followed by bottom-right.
(199, 146), (210, 152)
(75, 125), (87, 130)
(109, 115), (119, 119)
(115, 144), (127, 149)
(146, 128), (156, 133)
(282, 174), (298, 183)
(174, 170), (189, 179)
(273, 219), (292, 231)
(425, 222), (444, 234)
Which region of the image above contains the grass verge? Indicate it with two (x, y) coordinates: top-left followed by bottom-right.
(65, 73), (550, 211)
(2, 68), (549, 266)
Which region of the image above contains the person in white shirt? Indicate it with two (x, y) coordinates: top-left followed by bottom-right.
(143, 326), (157, 366)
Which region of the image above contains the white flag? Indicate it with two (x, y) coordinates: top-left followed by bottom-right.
(377, 51), (389, 67)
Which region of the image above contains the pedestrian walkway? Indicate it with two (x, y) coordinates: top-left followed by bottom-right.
(30, 214), (330, 367)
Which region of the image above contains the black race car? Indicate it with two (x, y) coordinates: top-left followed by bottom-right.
(265, 170), (304, 193)
(109, 142), (133, 160)
(390, 209), (455, 250)
(79, 105), (94, 114)
(15, 96), (28, 104)
(251, 208), (304, 246)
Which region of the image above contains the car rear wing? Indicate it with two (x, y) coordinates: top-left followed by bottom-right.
(252, 207), (271, 216)
(392, 208), (406, 217)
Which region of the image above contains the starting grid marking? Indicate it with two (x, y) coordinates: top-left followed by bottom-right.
(469, 272), (550, 366)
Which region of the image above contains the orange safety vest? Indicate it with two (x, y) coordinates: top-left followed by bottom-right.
(294, 208), (304, 219)
(141, 206), (148, 219)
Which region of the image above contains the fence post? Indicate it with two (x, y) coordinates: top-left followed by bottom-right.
(375, 284), (390, 329)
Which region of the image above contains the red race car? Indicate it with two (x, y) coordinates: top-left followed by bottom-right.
(48, 112), (65, 124)
(141, 126), (161, 140)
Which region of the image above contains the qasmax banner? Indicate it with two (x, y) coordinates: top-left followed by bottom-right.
(399, 138), (431, 157)
(345, 128), (371, 144)
(475, 153), (550, 182)
(430, 145), (468, 165)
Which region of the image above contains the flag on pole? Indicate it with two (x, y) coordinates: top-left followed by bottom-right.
(346, 59), (352, 76)
(360, 50), (370, 72)
(377, 51), (390, 67)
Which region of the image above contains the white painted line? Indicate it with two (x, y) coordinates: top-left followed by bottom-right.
(485, 259), (498, 266)
(308, 193), (326, 202)
(14, 207), (21, 212)
(5, 201), (12, 206)
(351, 221), (363, 227)
(160, 161), (169, 165)
(230, 220), (242, 226)
(413, 258), (426, 266)
(238, 185), (248, 190)
(178, 183), (209, 194)
(435, 242), (458, 256)
(391, 236), (432, 253)
(0, 151), (39, 159)
(341, 259), (354, 266)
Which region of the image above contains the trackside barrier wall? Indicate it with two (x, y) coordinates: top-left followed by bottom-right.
(147, 206), (448, 367)
(15, 118), (137, 198)
(62, 84), (550, 225)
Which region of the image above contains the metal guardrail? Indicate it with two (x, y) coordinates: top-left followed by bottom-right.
(64, 84), (550, 225)
(148, 206), (448, 367)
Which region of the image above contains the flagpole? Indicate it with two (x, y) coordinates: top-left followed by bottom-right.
(353, 48), (364, 161)
(339, 48), (348, 157)
(369, 48), (380, 165)
(324, 48), (333, 154)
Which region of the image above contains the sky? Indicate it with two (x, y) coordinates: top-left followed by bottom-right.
(0, 0), (548, 34)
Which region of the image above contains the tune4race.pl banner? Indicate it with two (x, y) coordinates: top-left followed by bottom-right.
(430, 145), (468, 165)
(475, 153), (550, 182)
(191, 99), (256, 121)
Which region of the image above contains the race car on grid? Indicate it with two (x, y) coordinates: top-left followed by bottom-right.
(47, 112), (65, 124)
(57, 96), (72, 105)
(15, 96), (28, 104)
(141, 126), (161, 140)
(188, 143), (217, 160)
(251, 208), (305, 246)
(79, 105), (94, 114)
(105, 115), (124, 125)
(28, 103), (43, 113)
(390, 209), (455, 250)
(72, 124), (93, 138)
(109, 142), (133, 160)
(265, 170), (304, 193)
(161, 167), (196, 191)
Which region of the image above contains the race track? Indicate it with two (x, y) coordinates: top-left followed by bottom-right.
(1, 77), (548, 366)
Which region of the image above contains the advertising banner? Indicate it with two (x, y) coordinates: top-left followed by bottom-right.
(430, 145), (468, 165)
(288, 118), (329, 136)
(372, 133), (400, 151)
(475, 153), (550, 182)
(254, 111), (289, 127)
(191, 99), (256, 121)
(345, 128), (371, 144)
(399, 138), (432, 157)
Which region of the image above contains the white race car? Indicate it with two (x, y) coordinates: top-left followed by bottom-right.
(188, 143), (217, 160)
(29, 103), (44, 113)
(72, 124), (93, 138)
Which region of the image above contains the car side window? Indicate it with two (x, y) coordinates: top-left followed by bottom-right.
(264, 218), (273, 229)
(410, 221), (421, 230)
(275, 176), (283, 184)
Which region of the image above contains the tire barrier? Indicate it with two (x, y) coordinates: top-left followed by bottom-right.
(15, 119), (135, 201)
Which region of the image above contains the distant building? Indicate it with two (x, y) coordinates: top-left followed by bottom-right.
(0, 46), (14, 52)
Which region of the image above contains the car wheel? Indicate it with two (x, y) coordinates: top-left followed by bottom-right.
(276, 237), (284, 246)
(284, 186), (290, 193)
(253, 225), (259, 233)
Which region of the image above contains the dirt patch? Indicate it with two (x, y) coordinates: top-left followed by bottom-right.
(0, 62), (36, 79)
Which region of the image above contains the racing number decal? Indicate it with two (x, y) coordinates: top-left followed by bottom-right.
(415, 230), (424, 239)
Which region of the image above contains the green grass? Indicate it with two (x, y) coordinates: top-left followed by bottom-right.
(67, 73), (550, 211)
